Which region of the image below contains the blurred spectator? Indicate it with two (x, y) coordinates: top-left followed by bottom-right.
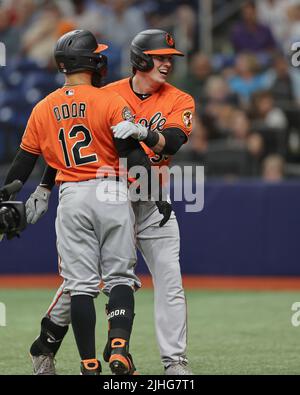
(201, 76), (238, 140)
(250, 90), (288, 130)
(11, 0), (36, 27)
(229, 110), (264, 159)
(262, 153), (285, 181)
(1, 0), (37, 61)
(189, 112), (208, 158)
(142, 0), (197, 29)
(87, 0), (114, 16)
(230, 1), (277, 55)
(282, 0), (300, 108)
(200, 109), (264, 178)
(175, 111), (208, 165)
(0, 5), (20, 59)
(227, 53), (269, 105)
(205, 75), (238, 106)
(101, 0), (147, 76)
(176, 52), (213, 103)
(173, 4), (197, 54)
(284, 0), (300, 51)
(256, 0), (289, 48)
(56, 20), (77, 38)
(70, 0), (105, 36)
(266, 54), (294, 106)
(21, 1), (62, 65)
(46, 19), (77, 70)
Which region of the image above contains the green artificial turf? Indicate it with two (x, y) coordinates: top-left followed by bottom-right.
(0, 289), (299, 375)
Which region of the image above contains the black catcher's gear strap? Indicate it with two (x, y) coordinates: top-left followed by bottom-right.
(5, 148), (38, 186)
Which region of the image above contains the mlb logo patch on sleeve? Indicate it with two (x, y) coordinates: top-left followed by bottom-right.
(65, 90), (74, 96)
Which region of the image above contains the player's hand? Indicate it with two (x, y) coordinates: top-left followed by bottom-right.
(111, 121), (148, 140)
(155, 200), (172, 227)
(25, 186), (51, 224)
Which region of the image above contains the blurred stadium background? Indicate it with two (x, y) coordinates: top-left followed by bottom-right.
(1, 0), (300, 375)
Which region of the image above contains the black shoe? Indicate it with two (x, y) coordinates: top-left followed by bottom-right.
(108, 338), (138, 375)
(80, 359), (101, 375)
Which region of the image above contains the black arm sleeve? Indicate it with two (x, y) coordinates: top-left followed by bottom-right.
(4, 148), (39, 186)
(40, 165), (57, 190)
(160, 128), (187, 156)
(114, 137), (152, 171)
(114, 137), (160, 199)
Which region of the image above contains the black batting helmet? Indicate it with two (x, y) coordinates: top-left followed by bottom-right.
(54, 30), (108, 81)
(130, 29), (184, 72)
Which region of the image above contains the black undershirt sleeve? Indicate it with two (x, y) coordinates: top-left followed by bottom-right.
(4, 148), (39, 186)
(114, 137), (160, 199)
(160, 127), (187, 156)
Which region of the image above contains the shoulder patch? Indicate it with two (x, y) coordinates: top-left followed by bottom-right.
(122, 106), (134, 121)
(182, 110), (193, 129)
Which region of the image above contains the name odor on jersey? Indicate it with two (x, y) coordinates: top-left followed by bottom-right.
(53, 102), (87, 122)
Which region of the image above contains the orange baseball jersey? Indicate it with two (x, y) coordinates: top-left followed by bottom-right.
(20, 85), (133, 183)
(102, 77), (195, 168)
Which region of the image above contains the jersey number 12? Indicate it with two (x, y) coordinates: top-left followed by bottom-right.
(58, 125), (98, 167)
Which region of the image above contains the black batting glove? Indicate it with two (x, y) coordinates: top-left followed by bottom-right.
(155, 200), (172, 227)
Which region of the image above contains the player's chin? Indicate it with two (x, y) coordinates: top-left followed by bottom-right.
(156, 73), (168, 83)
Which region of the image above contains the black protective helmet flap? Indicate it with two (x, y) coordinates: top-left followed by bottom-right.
(54, 30), (108, 77)
(130, 29), (184, 72)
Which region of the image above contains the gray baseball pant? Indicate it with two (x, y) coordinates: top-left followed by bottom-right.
(46, 199), (187, 366)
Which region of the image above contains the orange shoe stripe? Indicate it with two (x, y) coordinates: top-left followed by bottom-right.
(111, 338), (126, 348)
(81, 359), (99, 370)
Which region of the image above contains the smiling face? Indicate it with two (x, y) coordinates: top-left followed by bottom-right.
(147, 55), (174, 84)
(133, 54), (176, 94)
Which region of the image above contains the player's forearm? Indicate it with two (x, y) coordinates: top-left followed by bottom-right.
(4, 148), (39, 186)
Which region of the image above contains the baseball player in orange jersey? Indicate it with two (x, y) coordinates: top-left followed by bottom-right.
(4, 30), (172, 375)
(26, 30), (194, 375)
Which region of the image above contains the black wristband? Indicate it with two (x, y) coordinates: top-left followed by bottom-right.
(143, 130), (159, 148)
(40, 166), (57, 191)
